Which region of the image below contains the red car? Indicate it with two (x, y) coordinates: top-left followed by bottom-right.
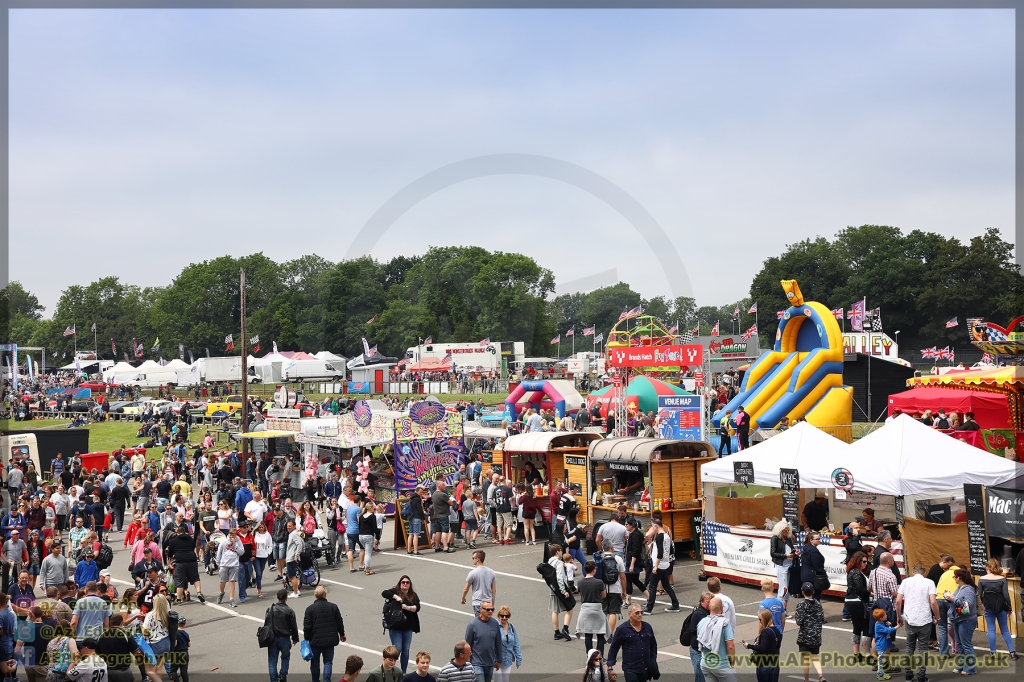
(79, 381), (108, 393)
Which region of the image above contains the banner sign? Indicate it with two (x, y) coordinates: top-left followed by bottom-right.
(780, 468), (800, 523)
(963, 484), (989, 575)
(47, 388), (91, 399)
(267, 408), (301, 418)
(606, 344), (703, 368)
(394, 436), (467, 491)
(338, 411), (395, 447)
(657, 395), (705, 441)
(985, 485), (1024, 542)
(565, 455), (586, 466)
(895, 496), (905, 527)
(779, 468), (800, 492)
(607, 462), (642, 473)
(842, 333), (900, 362)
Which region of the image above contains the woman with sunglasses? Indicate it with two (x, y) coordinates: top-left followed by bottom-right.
(844, 551), (871, 662)
(381, 575), (421, 673)
(253, 522), (274, 599)
(496, 605), (522, 682)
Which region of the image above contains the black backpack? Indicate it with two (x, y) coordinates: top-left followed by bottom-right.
(167, 610), (180, 646)
(382, 598), (407, 634)
(679, 611), (694, 647)
(601, 554), (620, 586)
(96, 544), (114, 570)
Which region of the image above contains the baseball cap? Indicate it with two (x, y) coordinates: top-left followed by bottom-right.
(80, 638), (100, 651)
(99, 569), (111, 577)
(801, 582), (815, 595)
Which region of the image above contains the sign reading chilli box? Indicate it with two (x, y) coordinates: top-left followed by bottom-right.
(606, 344), (703, 368)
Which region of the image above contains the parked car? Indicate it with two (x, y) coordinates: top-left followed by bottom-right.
(79, 381), (108, 393)
(206, 395), (243, 417)
(119, 401), (148, 419)
(67, 400), (98, 413)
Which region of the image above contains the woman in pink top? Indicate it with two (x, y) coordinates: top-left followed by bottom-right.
(131, 530), (163, 564)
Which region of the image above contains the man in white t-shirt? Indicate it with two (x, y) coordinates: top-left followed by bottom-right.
(244, 491), (269, 524)
(595, 516), (628, 558)
(66, 637), (108, 682)
(896, 564), (939, 682)
(707, 576), (736, 629)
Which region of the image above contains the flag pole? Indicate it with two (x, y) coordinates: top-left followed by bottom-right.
(240, 266), (249, 465)
(572, 329), (575, 357)
(93, 325), (97, 359)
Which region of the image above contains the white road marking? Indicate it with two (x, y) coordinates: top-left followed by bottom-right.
(419, 600), (475, 616)
(396, 551), (545, 582)
(497, 551), (537, 558)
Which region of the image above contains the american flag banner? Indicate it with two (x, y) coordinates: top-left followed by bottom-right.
(63, 324), (76, 337)
(583, 326), (595, 337)
(732, 307), (739, 319)
(748, 303), (757, 314)
(690, 324), (700, 335)
(550, 335), (560, 345)
(366, 314), (377, 325)
(946, 317), (958, 328)
(629, 305), (643, 317)
(424, 336), (432, 345)
(442, 351), (453, 364)
(618, 308), (629, 322)
(479, 337), (490, 346)
(565, 329), (574, 337)
(668, 324), (678, 334)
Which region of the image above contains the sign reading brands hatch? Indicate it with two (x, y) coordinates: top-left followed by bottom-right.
(606, 344), (703, 367)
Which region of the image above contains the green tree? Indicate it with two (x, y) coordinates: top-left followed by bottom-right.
(578, 283), (642, 339)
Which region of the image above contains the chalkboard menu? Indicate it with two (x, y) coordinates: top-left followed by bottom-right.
(962, 484), (988, 575)
(480, 451), (493, 463)
(733, 461), (755, 485)
(895, 496), (905, 527)
(779, 468), (800, 492)
(782, 492), (799, 523)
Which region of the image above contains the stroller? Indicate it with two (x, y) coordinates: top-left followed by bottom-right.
(205, 531), (226, 575)
(308, 529), (336, 568)
(298, 537), (321, 589)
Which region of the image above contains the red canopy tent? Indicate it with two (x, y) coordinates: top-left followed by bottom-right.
(887, 386), (1012, 430)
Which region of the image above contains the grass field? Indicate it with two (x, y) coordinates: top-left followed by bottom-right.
(16, 419), (226, 458)
(165, 386), (511, 406)
(714, 484), (782, 498)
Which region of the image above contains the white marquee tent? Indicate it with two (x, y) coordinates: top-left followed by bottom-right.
(701, 421), (850, 489)
(845, 414), (1024, 495)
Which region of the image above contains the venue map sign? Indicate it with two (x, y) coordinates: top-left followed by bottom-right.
(657, 395), (705, 441)
(963, 484), (989, 575)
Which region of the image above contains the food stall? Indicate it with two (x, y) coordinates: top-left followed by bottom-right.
(588, 437), (714, 547)
(500, 432), (604, 524)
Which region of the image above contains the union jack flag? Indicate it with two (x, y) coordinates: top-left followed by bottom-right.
(776, 311), (785, 319)
(832, 308), (843, 319)
(741, 323), (758, 341)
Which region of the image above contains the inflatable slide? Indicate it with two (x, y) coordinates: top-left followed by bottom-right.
(713, 280), (852, 429)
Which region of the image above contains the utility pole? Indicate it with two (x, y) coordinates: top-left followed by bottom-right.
(240, 267), (249, 464)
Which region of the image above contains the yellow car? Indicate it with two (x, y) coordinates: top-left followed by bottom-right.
(206, 395), (244, 417)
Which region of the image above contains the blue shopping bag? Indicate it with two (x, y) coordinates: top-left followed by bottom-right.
(300, 639), (313, 661)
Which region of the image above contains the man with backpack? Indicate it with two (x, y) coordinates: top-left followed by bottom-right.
(644, 520), (680, 614)
(597, 540), (627, 631)
(682, 592), (714, 682)
(266, 589), (300, 682)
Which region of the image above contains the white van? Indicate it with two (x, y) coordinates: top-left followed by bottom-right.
(0, 433), (43, 476)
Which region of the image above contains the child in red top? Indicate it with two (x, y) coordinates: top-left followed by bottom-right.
(124, 514), (143, 548)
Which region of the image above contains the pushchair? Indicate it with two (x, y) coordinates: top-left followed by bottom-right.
(308, 529), (336, 568)
(205, 531), (225, 575)
(298, 538), (321, 589)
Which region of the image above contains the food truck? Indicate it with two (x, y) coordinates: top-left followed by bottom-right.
(588, 437), (715, 549)
(499, 432), (605, 524)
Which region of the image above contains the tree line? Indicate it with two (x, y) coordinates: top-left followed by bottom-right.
(3, 226), (1019, 364)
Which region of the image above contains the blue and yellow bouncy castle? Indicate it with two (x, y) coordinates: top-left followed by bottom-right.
(713, 280), (852, 429)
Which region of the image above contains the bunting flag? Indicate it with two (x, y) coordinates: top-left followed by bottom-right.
(110, 336), (116, 355)
(179, 343), (185, 360)
(595, 332), (604, 343)
(748, 303), (757, 314)
(424, 336), (432, 345)
(550, 335), (560, 345)
(831, 308), (844, 319)
(946, 317), (959, 328)
(134, 340), (144, 359)
(583, 326), (595, 337)
(90, 323), (96, 333)
(679, 329), (694, 344)
(711, 321), (720, 337)
(732, 307), (739, 319)
(690, 324), (700, 335)
(741, 323), (758, 341)
(188, 350), (194, 364)
(63, 324), (76, 337)
(442, 351), (453, 364)
(479, 337), (490, 346)
(151, 337), (160, 352)
(667, 324), (678, 334)
(250, 335), (260, 354)
(863, 308), (883, 332)
(982, 352), (994, 364)
(272, 341), (278, 354)
(776, 311), (785, 319)
(224, 334), (234, 351)
(366, 314), (377, 325)
(362, 338), (371, 357)
(565, 328), (574, 337)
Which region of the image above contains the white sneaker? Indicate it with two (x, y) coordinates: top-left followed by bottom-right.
(291, 592), (301, 598)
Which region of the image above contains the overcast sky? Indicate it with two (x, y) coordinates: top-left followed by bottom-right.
(10, 8), (1014, 314)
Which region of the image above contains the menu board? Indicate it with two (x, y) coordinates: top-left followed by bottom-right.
(962, 484), (988, 575)
(895, 496), (905, 527)
(733, 461), (754, 485)
(779, 468), (800, 492)
(780, 467), (800, 524)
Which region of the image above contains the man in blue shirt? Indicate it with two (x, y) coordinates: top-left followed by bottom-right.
(235, 484), (253, 513)
(345, 494), (362, 571)
(0, 593), (17, 670)
(70, 581), (111, 639)
(607, 603), (659, 682)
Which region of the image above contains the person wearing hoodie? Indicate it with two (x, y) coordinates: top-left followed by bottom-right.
(546, 544), (574, 641)
(684, 592), (713, 682)
(742, 609), (782, 682)
(697, 597), (735, 682)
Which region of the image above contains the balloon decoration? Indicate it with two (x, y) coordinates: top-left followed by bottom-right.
(356, 454), (372, 494)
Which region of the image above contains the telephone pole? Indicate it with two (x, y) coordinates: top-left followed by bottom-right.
(240, 267), (249, 463)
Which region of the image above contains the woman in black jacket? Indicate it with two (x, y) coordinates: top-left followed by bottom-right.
(769, 521), (796, 607)
(798, 532), (826, 599)
(382, 575), (421, 673)
(623, 519), (648, 604)
(407, 487), (426, 556)
(844, 550), (872, 662)
(743, 609), (782, 682)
